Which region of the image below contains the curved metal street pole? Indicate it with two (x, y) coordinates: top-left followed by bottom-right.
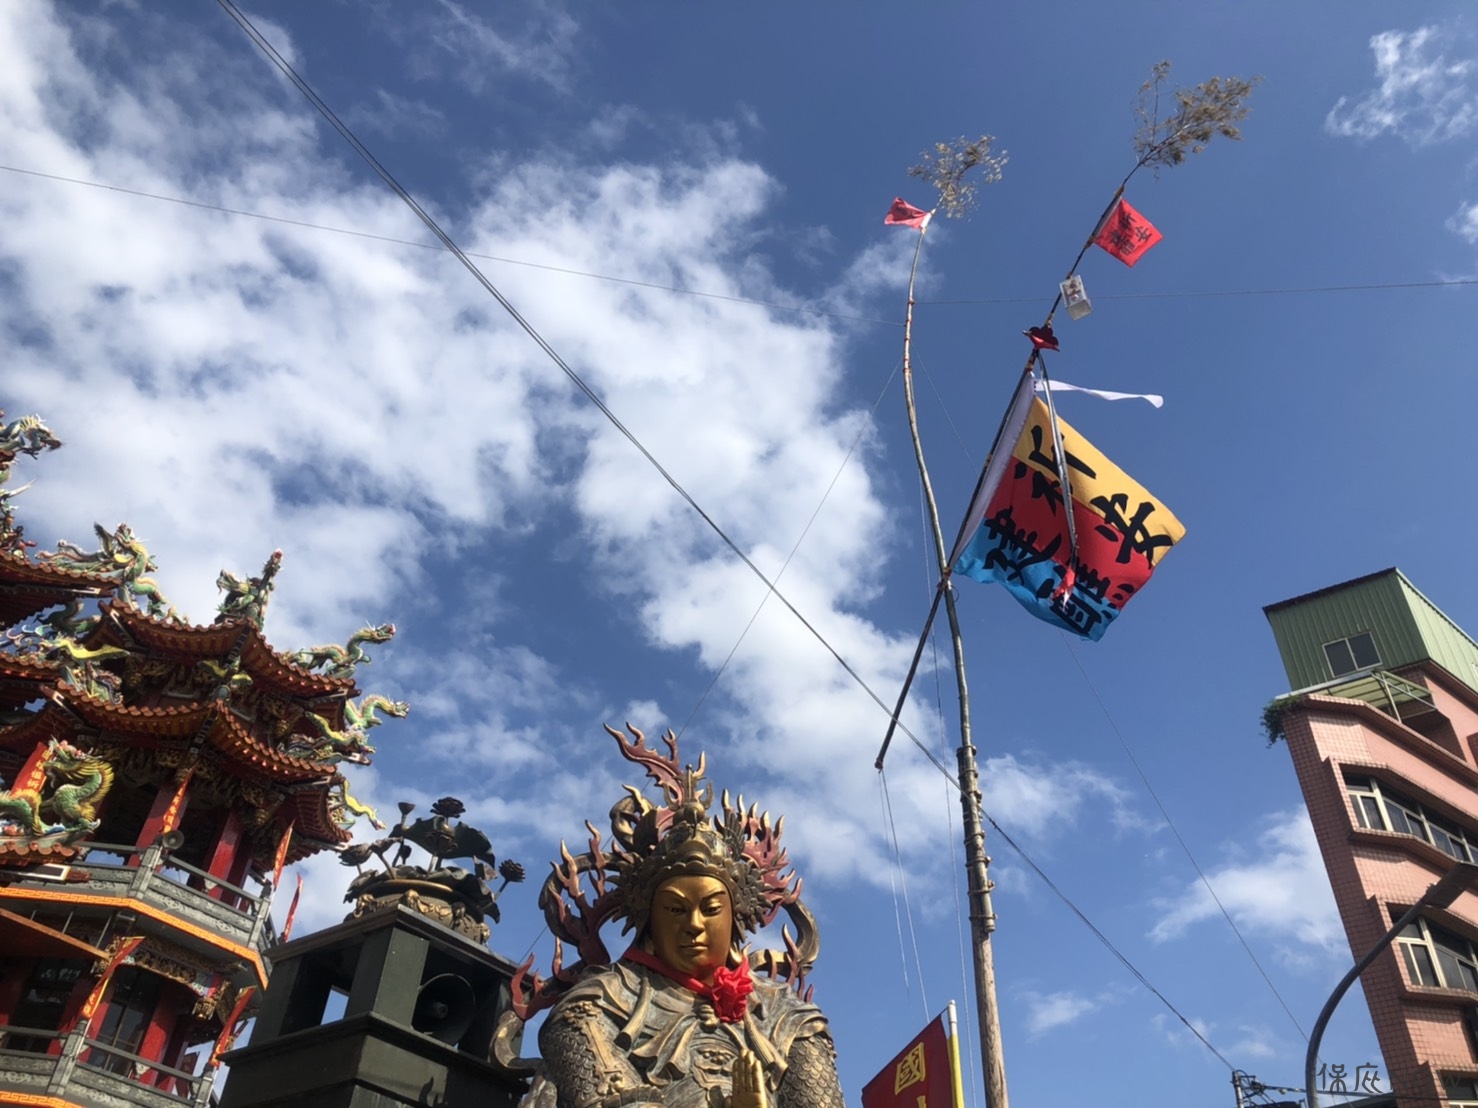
(1304, 861), (1478, 1108)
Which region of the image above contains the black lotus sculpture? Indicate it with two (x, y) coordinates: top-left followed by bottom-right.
(339, 797), (524, 943)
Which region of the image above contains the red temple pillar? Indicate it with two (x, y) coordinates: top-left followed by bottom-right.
(132, 772), (193, 865)
(137, 985), (179, 1085)
(201, 808), (245, 902)
(0, 960), (28, 1026)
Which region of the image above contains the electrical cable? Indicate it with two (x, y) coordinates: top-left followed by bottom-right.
(980, 806), (1237, 1072)
(676, 359), (902, 740)
(920, 277), (1478, 305)
(0, 163), (897, 328)
(1055, 631), (1312, 1043)
(5, 162), (1471, 322)
(880, 768), (931, 1021)
(215, 0), (954, 786)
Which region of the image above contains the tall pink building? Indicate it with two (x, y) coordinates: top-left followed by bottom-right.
(1267, 569), (1478, 1108)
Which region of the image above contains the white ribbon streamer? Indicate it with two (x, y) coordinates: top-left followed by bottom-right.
(1034, 379), (1164, 408)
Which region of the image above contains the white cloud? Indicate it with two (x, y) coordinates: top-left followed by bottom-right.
(1148, 809), (1343, 954)
(1223, 1025), (1279, 1060)
(404, 1), (580, 94)
(982, 753), (1147, 840)
(0, 6), (1154, 929)
(1022, 989), (1102, 1035)
(1150, 1011), (1217, 1052)
(0, 2), (959, 900)
(1327, 27), (1478, 145)
(345, 89), (447, 139)
(1448, 200), (1478, 244)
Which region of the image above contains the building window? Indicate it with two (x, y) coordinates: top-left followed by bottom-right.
(1, 958), (86, 1052)
(1324, 630), (1381, 677)
(1346, 776), (1477, 863)
(1396, 914), (1478, 993)
(1443, 1074), (1478, 1107)
(84, 967), (161, 1073)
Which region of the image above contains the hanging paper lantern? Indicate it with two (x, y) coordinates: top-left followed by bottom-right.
(1060, 275), (1092, 320)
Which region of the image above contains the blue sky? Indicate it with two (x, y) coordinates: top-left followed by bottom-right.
(4, 2), (1478, 1106)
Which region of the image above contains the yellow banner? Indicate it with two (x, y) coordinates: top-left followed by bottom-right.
(1009, 397), (1185, 557)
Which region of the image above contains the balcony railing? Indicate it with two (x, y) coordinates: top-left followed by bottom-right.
(0, 1026), (216, 1108)
(1275, 667), (1439, 724)
(3, 841), (275, 952)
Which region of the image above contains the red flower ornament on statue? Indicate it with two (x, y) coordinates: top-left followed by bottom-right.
(707, 961), (754, 1024)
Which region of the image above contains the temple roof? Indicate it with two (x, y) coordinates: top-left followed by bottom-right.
(0, 702), (64, 752)
(283, 783), (353, 854)
(59, 696), (337, 782)
(0, 550), (114, 627)
(0, 652), (61, 711)
(88, 601), (356, 702)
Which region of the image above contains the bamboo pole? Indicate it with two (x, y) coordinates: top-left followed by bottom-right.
(897, 219), (1008, 1108)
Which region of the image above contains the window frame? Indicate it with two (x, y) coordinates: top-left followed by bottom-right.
(1345, 775), (1476, 863)
(1396, 914), (1478, 994)
(1322, 630), (1382, 678)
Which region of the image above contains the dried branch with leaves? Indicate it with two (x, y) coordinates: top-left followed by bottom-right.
(907, 134), (1007, 218)
(1132, 60), (1261, 172)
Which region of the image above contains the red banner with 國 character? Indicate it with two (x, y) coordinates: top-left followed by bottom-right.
(861, 1014), (959, 1108)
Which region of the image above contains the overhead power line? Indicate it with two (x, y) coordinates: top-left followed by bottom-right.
(2, 162), (1472, 322)
(213, 0), (954, 785)
(0, 162), (896, 328)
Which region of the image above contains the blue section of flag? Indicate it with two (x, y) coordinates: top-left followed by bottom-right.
(953, 505), (1119, 642)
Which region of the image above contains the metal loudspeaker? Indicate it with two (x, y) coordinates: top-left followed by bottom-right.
(411, 973), (477, 1045)
(155, 830), (186, 851)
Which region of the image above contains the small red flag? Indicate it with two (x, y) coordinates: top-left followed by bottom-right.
(281, 871), (304, 942)
(210, 986), (257, 1065)
(271, 819), (294, 886)
(884, 198), (931, 229)
(1094, 198), (1162, 267)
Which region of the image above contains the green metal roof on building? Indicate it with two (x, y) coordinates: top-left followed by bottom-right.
(1264, 568), (1478, 695)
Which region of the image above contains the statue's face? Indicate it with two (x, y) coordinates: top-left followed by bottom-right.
(648, 874), (732, 984)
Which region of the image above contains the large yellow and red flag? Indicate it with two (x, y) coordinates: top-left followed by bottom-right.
(951, 388), (1184, 641)
(861, 1012), (963, 1108)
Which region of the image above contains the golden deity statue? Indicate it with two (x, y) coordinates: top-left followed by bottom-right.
(494, 726), (844, 1108)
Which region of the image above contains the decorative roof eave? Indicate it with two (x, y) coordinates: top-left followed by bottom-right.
(89, 603), (356, 701)
(0, 838), (82, 864)
(88, 600), (238, 656)
(0, 676), (47, 712)
(238, 629), (357, 699)
(0, 550), (119, 592)
(0, 652), (62, 683)
(208, 707), (334, 782)
(0, 701), (66, 753)
(62, 694), (214, 740)
(285, 787), (353, 850)
(0, 580), (109, 630)
(57, 692), (339, 781)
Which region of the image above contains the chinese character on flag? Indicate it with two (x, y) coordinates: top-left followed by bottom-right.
(950, 385), (1185, 642)
(1094, 197), (1162, 266)
(862, 1013), (961, 1108)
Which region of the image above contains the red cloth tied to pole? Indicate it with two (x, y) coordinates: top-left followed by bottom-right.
(884, 198), (931, 228)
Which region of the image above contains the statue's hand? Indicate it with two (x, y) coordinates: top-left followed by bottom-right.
(728, 1051), (768, 1108)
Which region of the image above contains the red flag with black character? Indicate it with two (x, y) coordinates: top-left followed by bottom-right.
(1094, 197), (1162, 266)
